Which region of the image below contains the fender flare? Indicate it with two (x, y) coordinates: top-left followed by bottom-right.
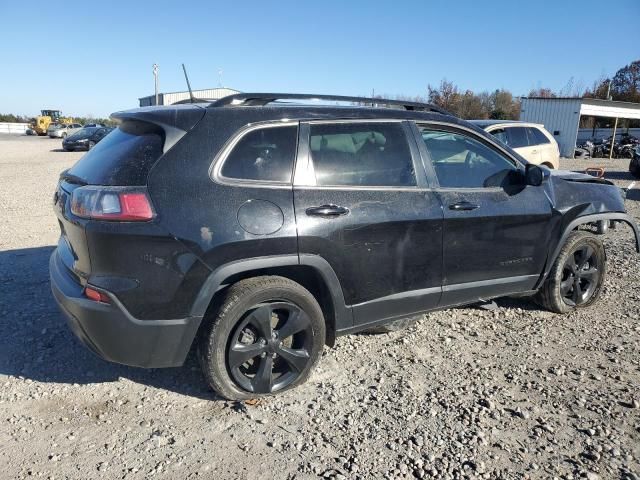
(536, 212), (639, 288)
(189, 254), (353, 334)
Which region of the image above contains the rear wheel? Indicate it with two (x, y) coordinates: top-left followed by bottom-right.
(198, 276), (326, 400)
(536, 231), (606, 313)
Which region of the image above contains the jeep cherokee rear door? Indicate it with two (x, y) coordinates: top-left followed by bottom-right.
(293, 120), (443, 331)
(414, 123), (553, 306)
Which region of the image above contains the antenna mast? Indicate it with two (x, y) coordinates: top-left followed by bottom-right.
(182, 63), (195, 103)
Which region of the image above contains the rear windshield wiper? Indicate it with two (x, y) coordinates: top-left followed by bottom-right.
(59, 170), (88, 186)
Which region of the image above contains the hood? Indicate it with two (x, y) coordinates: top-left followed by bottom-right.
(545, 169), (626, 217)
(549, 169), (614, 186)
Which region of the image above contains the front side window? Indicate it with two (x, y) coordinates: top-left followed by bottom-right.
(220, 125), (297, 183)
(527, 127), (550, 145)
(308, 122), (416, 187)
(419, 127), (518, 188)
(505, 127), (530, 148)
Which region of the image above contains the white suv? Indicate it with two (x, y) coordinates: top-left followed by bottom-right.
(48, 123), (84, 139)
(471, 121), (560, 169)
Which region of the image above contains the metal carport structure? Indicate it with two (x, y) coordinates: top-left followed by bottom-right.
(520, 97), (640, 158)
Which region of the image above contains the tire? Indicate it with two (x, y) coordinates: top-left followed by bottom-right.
(61, 132), (67, 139)
(536, 231), (606, 314)
(363, 317), (417, 334)
(197, 276), (326, 400)
(88, 141), (96, 150)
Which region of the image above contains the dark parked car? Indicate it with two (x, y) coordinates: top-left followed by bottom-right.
(62, 127), (113, 151)
(50, 93), (639, 400)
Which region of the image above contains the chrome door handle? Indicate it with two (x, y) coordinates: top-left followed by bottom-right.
(305, 204), (350, 217)
(448, 202), (480, 211)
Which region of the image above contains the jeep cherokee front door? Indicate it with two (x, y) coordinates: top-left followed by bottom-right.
(293, 120), (443, 331)
(414, 123), (553, 307)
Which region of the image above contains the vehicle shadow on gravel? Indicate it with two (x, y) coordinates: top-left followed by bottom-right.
(0, 246), (218, 400)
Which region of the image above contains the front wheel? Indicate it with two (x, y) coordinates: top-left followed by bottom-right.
(88, 141), (96, 150)
(198, 276), (326, 400)
(536, 231), (606, 314)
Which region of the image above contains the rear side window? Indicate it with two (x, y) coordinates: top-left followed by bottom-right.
(308, 122), (416, 187)
(506, 127), (529, 148)
(66, 121), (164, 185)
(220, 126), (297, 183)
(527, 127), (550, 145)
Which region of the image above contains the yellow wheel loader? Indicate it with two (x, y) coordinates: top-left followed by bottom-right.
(33, 110), (73, 136)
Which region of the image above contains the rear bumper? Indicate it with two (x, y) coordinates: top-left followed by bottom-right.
(49, 249), (201, 368)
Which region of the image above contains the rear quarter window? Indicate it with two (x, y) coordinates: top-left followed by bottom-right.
(527, 127), (550, 145)
(66, 121), (164, 185)
(219, 125), (297, 183)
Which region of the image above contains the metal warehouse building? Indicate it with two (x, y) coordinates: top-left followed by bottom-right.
(139, 87), (239, 107)
(520, 97), (640, 158)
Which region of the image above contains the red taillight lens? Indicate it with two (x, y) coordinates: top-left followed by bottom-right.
(84, 287), (110, 303)
(70, 186), (155, 221)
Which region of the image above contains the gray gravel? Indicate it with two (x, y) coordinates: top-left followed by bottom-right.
(1, 133), (639, 479)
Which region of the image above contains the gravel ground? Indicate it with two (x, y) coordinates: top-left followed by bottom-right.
(1, 134), (639, 480)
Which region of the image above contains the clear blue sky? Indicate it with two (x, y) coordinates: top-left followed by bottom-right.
(3, 0), (639, 118)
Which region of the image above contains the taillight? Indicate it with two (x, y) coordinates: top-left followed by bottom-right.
(84, 286), (110, 303)
(70, 186), (155, 221)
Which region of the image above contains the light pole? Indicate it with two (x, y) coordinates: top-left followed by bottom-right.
(153, 64), (159, 105)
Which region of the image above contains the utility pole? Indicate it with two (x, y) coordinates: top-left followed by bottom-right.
(153, 64), (159, 105)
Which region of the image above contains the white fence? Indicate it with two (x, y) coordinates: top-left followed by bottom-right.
(0, 122), (30, 134)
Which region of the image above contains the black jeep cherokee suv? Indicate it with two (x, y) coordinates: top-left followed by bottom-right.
(50, 93), (639, 400)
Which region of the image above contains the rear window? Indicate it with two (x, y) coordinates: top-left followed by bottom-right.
(527, 127), (550, 145)
(66, 121), (164, 185)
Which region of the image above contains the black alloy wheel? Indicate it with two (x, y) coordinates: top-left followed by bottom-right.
(536, 231), (606, 314)
(227, 302), (313, 394)
(559, 244), (601, 306)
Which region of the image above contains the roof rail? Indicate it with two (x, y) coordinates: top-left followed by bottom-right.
(208, 93), (450, 115)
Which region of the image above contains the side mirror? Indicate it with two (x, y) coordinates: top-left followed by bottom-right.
(525, 164), (545, 186)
